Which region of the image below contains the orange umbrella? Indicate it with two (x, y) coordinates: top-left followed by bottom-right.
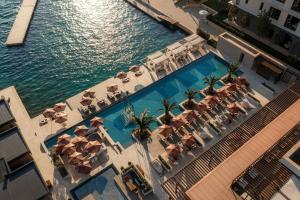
(61, 143), (76, 154)
(78, 160), (92, 174)
(52, 143), (64, 154)
(80, 96), (93, 106)
(43, 108), (55, 118)
(182, 134), (195, 147)
(107, 84), (118, 92)
(68, 151), (84, 165)
(57, 134), (71, 145)
(166, 144), (181, 157)
(90, 116), (104, 127)
(227, 103), (240, 114)
(83, 89), (95, 98)
(129, 65), (140, 72)
(225, 83), (238, 92)
(116, 71), (127, 79)
(85, 140), (102, 153)
(171, 116), (185, 129)
(74, 125), (89, 136)
(204, 95), (218, 106)
(71, 136), (88, 145)
(195, 102), (208, 114)
(236, 77), (249, 86)
(181, 110), (197, 122)
(216, 88), (228, 99)
(55, 116), (68, 124)
(53, 103), (66, 112)
(158, 124), (174, 138)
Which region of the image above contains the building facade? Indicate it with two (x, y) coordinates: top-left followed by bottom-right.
(232, 0), (300, 56)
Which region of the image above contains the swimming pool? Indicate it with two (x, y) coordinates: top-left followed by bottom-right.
(44, 53), (229, 149)
(0, 0), (185, 116)
(71, 165), (126, 200)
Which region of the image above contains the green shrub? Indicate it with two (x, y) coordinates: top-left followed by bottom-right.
(228, 5), (238, 21)
(236, 13), (250, 28)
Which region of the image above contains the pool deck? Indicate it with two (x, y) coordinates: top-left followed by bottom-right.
(6, 0), (38, 46)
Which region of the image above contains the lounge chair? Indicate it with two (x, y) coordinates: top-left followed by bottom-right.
(151, 159), (164, 176)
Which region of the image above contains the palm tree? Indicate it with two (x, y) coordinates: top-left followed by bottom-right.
(185, 89), (197, 109)
(225, 62), (240, 82)
(133, 110), (155, 141)
(159, 99), (177, 124)
(203, 75), (219, 95)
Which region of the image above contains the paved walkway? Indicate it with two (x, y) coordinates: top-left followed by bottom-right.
(186, 100), (300, 200)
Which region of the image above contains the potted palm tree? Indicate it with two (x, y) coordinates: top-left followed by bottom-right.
(183, 89), (197, 109)
(203, 75), (220, 95)
(224, 62), (240, 83)
(132, 110), (155, 142)
(159, 99), (177, 125)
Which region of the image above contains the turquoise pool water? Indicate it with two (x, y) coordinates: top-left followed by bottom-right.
(0, 0), (185, 116)
(45, 53), (229, 149)
(71, 166), (126, 200)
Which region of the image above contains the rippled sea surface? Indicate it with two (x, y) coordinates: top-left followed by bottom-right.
(0, 0), (185, 116)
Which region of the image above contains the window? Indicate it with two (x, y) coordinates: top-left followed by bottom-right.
(284, 15), (300, 31)
(245, 0), (249, 4)
(269, 7), (281, 20)
(259, 3), (264, 10)
(275, 0), (286, 3)
(239, 53), (245, 62)
(292, 0), (300, 12)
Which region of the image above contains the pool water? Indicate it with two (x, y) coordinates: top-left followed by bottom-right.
(0, 0), (185, 116)
(71, 167), (126, 200)
(45, 53), (229, 149)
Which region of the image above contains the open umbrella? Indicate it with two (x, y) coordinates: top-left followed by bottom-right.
(195, 102), (208, 114)
(55, 116), (68, 124)
(171, 116), (185, 129)
(74, 125), (89, 136)
(61, 143), (76, 155)
(53, 103), (66, 112)
(90, 116), (104, 127)
(204, 95), (218, 107)
(116, 71), (127, 79)
(72, 136), (88, 145)
(68, 151), (84, 165)
(80, 96), (93, 106)
(158, 124), (174, 138)
(77, 160), (92, 174)
(52, 143), (64, 155)
(181, 110), (197, 122)
(129, 65), (140, 72)
(83, 89), (95, 98)
(85, 140), (102, 153)
(236, 77), (250, 87)
(166, 144), (181, 157)
(216, 88), (228, 99)
(43, 108), (56, 118)
(225, 83), (238, 92)
(57, 134), (71, 145)
(227, 103), (240, 114)
(107, 84), (118, 92)
(182, 134), (195, 147)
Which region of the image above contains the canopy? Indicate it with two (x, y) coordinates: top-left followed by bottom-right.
(53, 103), (67, 112)
(43, 108), (55, 118)
(85, 140), (102, 153)
(74, 125), (89, 136)
(90, 116), (104, 127)
(158, 124), (174, 138)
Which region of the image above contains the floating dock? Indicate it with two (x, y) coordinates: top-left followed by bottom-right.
(6, 0), (38, 46)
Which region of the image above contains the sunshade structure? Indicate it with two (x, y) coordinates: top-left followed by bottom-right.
(80, 96), (93, 106)
(146, 51), (169, 72)
(74, 125), (89, 136)
(68, 151), (84, 165)
(195, 102), (208, 114)
(90, 116), (104, 127)
(71, 136), (88, 146)
(166, 144), (181, 158)
(61, 143), (76, 155)
(107, 84), (118, 92)
(184, 34), (205, 51)
(236, 77), (250, 86)
(181, 110), (197, 122)
(171, 116), (186, 129)
(54, 112), (67, 119)
(53, 102), (67, 112)
(55, 115), (68, 124)
(158, 124), (174, 138)
(227, 103), (240, 114)
(129, 65), (140, 72)
(57, 134), (71, 145)
(52, 143), (65, 154)
(216, 88), (229, 99)
(166, 42), (187, 58)
(182, 134), (196, 147)
(77, 160), (92, 174)
(116, 71), (127, 79)
(85, 140), (102, 153)
(83, 89), (95, 98)
(225, 83), (238, 92)
(43, 108), (55, 118)
(204, 95), (218, 107)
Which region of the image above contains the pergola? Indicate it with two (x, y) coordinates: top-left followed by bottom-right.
(166, 42), (187, 59)
(146, 51), (170, 72)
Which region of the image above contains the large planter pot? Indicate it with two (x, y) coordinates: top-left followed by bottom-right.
(157, 112), (175, 125)
(132, 129), (151, 142)
(179, 99), (197, 110)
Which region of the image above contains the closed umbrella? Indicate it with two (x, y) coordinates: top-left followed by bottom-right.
(78, 160), (92, 174)
(57, 134), (71, 145)
(158, 124), (174, 138)
(80, 96), (93, 106)
(90, 116), (104, 127)
(53, 103), (66, 112)
(85, 140), (102, 153)
(43, 108), (55, 118)
(83, 89), (95, 98)
(74, 125), (89, 136)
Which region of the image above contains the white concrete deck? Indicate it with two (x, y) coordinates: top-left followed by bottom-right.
(6, 0), (38, 46)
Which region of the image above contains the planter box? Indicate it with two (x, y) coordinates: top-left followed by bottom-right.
(156, 112), (175, 125)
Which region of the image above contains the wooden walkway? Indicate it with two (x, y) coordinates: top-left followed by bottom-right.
(162, 80), (300, 200)
(6, 0), (38, 46)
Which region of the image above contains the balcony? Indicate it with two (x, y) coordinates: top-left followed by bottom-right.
(292, 0), (300, 12)
(284, 15), (300, 31)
